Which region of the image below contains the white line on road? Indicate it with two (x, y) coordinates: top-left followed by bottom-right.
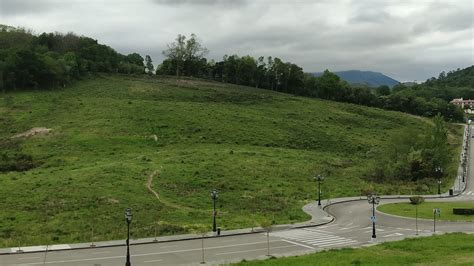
(143, 259), (163, 263)
(91, 251), (109, 254)
(281, 240), (315, 249)
(277, 234), (339, 241)
(17, 257), (41, 260)
(305, 239), (356, 245)
(339, 226), (359, 231)
(215, 245), (296, 256)
(318, 240), (358, 247)
(383, 233), (404, 238)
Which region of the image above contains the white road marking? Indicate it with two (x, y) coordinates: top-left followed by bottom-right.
(306, 239), (357, 245)
(339, 226), (359, 231)
(17, 257), (40, 260)
(319, 240), (358, 247)
(272, 229), (358, 248)
(281, 239), (315, 249)
(214, 245), (296, 256)
(91, 251), (109, 254)
(383, 233), (404, 238)
(303, 228), (331, 234)
(143, 259), (163, 263)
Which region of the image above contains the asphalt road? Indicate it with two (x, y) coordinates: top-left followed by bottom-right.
(1, 125), (473, 266)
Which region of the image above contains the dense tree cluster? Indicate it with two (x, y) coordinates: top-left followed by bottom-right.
(0, 27), (469, 122)
(0, 25), (145, 91)
(372, 114), (451, 183)
(425, 66), (474, 92)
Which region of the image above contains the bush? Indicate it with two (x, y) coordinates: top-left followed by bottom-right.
(0, 153), (38, 172)
(409, 196), (424, 205)
(453, 208), (474, 215)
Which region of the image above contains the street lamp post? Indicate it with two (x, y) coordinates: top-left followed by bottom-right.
(415, 204), (418, 236)
(315, 175), (324, 206)
(211, 189), (218, 233)
(367, 194), (380, 240)
(435, 167), (443, 195)
(125, 208), (133, 266)
(462, 155), (466, 182)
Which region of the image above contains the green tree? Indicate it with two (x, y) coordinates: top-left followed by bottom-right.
(0, 60), (5, 93)
(162, 34), (208, 78)
(145, 55), (154, 75)
(376, 85), (391, 96)
(423, 114), (450, 175)
(259, 218), (273, 256)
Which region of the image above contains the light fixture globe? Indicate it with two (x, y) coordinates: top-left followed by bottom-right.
(125, 208), (133, 223)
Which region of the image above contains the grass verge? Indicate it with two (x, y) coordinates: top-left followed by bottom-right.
(378, 201), (474, 222)
(233, 233), (474, 265)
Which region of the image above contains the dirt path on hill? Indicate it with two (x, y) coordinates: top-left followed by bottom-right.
(146, 170), (229, 216)
(146, 170), (193, 211)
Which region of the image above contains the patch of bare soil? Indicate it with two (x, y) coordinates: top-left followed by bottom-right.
(11, 127), (52, 139)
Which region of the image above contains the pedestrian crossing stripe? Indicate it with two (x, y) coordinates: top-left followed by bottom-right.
(271, 228), (357, 248)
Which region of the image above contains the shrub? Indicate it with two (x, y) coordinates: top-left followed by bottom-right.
(453, 208), (474, 215)
(409, 196), (424, 205)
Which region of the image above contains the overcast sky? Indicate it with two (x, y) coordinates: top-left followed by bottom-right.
(1, 0), (473, 81)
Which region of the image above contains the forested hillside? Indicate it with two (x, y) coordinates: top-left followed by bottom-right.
(425, 66), (474, 90)
(390, 66), (473, 102)
(0, 27), (466, 121)
(0, 25), (144, 90)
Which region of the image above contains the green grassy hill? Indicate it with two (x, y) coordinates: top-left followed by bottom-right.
(0, 75), (462, 247)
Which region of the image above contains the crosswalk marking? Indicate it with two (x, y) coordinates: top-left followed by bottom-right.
(271, 228), (357, 248)
(383, 233), (404, 238)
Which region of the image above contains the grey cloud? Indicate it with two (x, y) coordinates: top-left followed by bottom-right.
(350, 9), (393, 24)
(151, 0), (247, 6)
(0, 0), (57, 17)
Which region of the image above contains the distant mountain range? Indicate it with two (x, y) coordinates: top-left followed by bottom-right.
(312, 70), (400, 87)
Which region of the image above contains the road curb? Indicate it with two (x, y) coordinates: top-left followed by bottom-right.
(0, 217), (334, 256)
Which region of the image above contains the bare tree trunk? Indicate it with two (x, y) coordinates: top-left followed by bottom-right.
(266, 231), (270, 256)
(201, 236), (205, 264)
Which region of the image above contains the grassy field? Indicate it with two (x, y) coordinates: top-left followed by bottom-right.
(233, 233), (474, 265)
(378, 201), (474, 222)
(0, 75), (463, 247)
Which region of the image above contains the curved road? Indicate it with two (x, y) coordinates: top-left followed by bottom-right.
(1, 126), (473, 265)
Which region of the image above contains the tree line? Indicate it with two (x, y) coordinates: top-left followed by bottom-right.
(154, 34), (464, 121)
(0, 28), (467, 121)
(0, 26), (144, 91)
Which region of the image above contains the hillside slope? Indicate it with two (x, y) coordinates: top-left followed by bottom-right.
(0, 75), (461, 247)
(312, 70), (399, 87)
(425, 65), (474, 88)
